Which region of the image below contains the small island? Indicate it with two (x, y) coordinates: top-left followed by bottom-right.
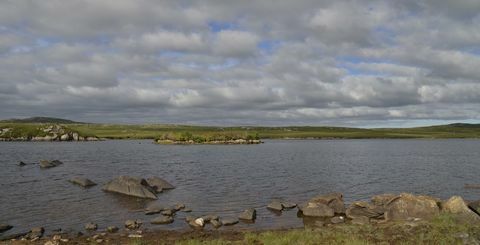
(154, 131), (262, 145)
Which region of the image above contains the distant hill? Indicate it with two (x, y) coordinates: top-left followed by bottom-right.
(446, 123), (480, 128)
(0, 117), (83, 124)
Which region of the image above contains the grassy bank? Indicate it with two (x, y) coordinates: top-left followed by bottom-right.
(124, 214), (478, 245)
(1, 122), (480, 140)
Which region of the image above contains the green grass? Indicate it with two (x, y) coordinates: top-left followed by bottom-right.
(167, 214), (480, 245)
(2, 122), (480, 140)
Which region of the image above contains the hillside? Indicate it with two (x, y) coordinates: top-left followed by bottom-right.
(1, 118), (480, 140)
(0, 117), (82, 124)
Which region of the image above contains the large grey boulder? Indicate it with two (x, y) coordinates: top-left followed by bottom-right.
(308, 193), (345, 214)
(299, 202), (335, 217)
(69, 177), (97, 188)
(384, 193), (440, 221)
(102, 176), (157, 199)
(346, 201), (384, 220)
(39, 160), (63, 169)
(146, 177), (175, 193)
(238, 208), (256, 221)
(443, 196), (480, 224)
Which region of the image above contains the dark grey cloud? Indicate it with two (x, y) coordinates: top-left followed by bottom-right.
(0, 0), (479, 126)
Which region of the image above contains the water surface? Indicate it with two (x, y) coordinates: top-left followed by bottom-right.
(1, 139), (480, 234)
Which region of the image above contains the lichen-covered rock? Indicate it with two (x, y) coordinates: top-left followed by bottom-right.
(384, 193), (440, 221)
(443, 196), (480, 224)
(308, 193), (345, 214)
(102, 176), (157, 199)
(124, 220), (142, 230)
(299, 202), (335, 217)
(371, 194), (396, 206)
(346, 201), (384, 220)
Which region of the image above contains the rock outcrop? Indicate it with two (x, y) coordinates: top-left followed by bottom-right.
(39, 160), (63, 169)
(0, 124), (99, 142)
(384, 193), (440, 221)
(103, 176), (157, 199)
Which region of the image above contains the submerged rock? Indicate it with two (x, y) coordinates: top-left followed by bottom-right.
(69, 177), (97, 188)
(173, 203), (185, 211)
(201, 214), (219, 222)
(238, 208), (256, 221)
(144, 203), (166, 215)
(151, 216), (174, 225)
(443, 196), (480, 224)
(39, 160), (63, 169)
(282, 202), (297, 209)
(0, 224), (12, 233)
(384, 193), (440, 221)
(146, 177), (175, 192)
(102, 176), (157, 199)
(221, 218), (239, 226)
(161, 209), (174, 216)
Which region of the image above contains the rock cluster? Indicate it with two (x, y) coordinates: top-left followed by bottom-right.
(0, 124), (99, 142)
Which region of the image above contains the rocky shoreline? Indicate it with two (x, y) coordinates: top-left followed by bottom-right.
(3, 186), (480, 244)
(0, 124), (99, 142)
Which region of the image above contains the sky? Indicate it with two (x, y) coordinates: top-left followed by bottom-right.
(0, 0), (479, 127)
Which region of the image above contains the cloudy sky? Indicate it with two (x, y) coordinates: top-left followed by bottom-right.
(0, 0), (479, 127)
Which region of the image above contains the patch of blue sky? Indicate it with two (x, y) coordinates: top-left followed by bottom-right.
(208, 59), (238, 71)
(258, 40), (282, 54)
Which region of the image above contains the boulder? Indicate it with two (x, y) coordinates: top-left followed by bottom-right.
(371, 194), (396, 206)
(125, 220), (142, 230)
(151, 216), (174, 225)
(201, 215), (219, 222)
(25, 227), (45, 240)
(211, 219), (222, 228)
(468, 200), (480, 214)
(238, 208), (256, 221)
(267, 200), (283, 211)
(161, 209), (174, 216)
(221, 218), (239, 226)
(60, 134), (70, 141)
(106, 226), (119, 233)
(102, 176), (157, 199)
(146, 177), (175, 192)
(384, 193), (440, 221)
(173, 203), (185, 211)
(299, 202), (335, 217)
(309, 193), (345, 214)
(282, 202), (297, 209)
(351, 216), (370, 225)
(346, 201), (384, 220)
(69, 177), (97, 188)
(84, 223), (98, 231)
(39, 160), (63, 169)
(443, 196), (480, 224)
(0, 224), (12, 233)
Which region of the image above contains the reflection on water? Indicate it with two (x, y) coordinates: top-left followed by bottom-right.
(1, 139), (480, 235)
